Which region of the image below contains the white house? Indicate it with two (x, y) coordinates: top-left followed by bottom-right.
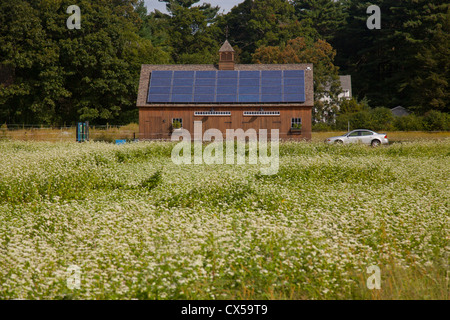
(316, 75), (352, 123)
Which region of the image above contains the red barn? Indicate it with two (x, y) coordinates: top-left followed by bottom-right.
(136, 41), (314, 140)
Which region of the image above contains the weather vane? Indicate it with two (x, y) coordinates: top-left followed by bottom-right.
(225, 25), (229, 39)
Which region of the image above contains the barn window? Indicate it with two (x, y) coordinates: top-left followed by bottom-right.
(243, 111), (280, 116)
(194, 111), (231, 116)
(291, 118), (302, 129)
(172, 118), (183, 129)
(221, 52), (232, 61)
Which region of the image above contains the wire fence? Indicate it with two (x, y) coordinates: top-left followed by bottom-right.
(1, 124), (448, 142)
(0, 124), (139, 142)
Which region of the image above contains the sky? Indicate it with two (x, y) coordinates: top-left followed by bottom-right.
(144, 0), (245, 14)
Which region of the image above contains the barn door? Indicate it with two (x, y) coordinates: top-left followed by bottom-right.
(144, 117), (162, 140)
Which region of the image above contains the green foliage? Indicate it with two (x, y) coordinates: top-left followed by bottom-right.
(335, 107), (394, 131)
(336, 108), (449, 132)
(334, 0), (450, 113)
(1, 0), (448, 126)
(423, 110), (450, 131)
(312, 122), (332, 132)
(156, 0), (220, 63)
(370, 107), (395, 131)
(393, 114), (424, 131)
(221, 0), (318, 63)
(0, 0), (169, 125)
(291, 0), (347, 41)
(339, 97), (370, 114)
(172, 120), (182, 129)
(252, 37), (341, 122)
(0, 140), (448, 299)
(141, 170), (162, 191)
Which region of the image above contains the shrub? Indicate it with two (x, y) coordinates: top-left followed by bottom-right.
(312, 122), (332, 132)
(370, 107), (395, 131)
(349, 110), (371, 129)
(423, 110), (449, 131)
(394, 114), (424, 131)
(172, 121), (182, 129)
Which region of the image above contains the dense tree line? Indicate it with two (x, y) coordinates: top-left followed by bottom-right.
(0, 0), (169, 125)
(0, 0), (448, 125)
(313, 99), (450, 132)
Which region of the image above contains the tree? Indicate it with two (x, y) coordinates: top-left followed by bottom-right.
(156, 0), (221, 64)
(0, 0), (169, 125)
(334, 0), (449, 113)
(398, 2), (450, 114)
(339, 97), (369, 114)
(0, 1), (69, 124)
(253, 37), (341, 122)
(221, 0), (318, 63)
(291, 0), (347, 41)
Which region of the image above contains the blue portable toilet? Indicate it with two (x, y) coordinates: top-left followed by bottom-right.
(115, 139), (126, 145)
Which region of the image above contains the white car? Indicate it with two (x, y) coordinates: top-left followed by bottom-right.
(326, 129), (389, 147)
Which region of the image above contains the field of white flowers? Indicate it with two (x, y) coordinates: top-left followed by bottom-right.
(0, 140), (448, 299)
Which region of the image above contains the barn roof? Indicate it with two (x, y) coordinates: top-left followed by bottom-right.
(219, 40), (234, 52)
(391, 106), (410, 117)
(137, 64), (314, 108)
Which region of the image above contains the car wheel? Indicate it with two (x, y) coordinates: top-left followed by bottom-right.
(335, 140), (343, 144)
(371, 139), (381, 147)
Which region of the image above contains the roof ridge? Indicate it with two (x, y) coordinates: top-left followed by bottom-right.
(219, 40), (234, 52)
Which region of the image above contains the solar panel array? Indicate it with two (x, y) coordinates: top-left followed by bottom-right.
(147, 70), (305, 104)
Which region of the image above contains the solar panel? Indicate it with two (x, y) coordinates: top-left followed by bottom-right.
(261, 94), (283, 102)
(195, 78), (215, 86)
(284, 86), (304, 94)
(149, 86), (170, 94)
(194, 86), (215, 94)
(173, 71), (194, 78)
(147, 70), (305, 103)
(148, 94), (170, 103)
(262, 86), (282, 94)
(196, 71), (216, 78)
(217, 86), (237, 94)
(218, 78), (238, 86)
(239, 78), (259, 86)
(240, 71), (260, 78)
(239, 86), (259, 94)
(172, 87), (193, 94)
(239, 94), (259, 102)
(150, 77), (171, 87)
(216, 95), (237, 103)
(194, 95), (213, 103)
(218, 71), (238, 78)
(262, 78), (282, 86)
(151, 70), (172, 78)
(283, 70), (304, 78)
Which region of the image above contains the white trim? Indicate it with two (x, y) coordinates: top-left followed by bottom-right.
(194, 111), (231, 116)
(243, 111), (280, 116)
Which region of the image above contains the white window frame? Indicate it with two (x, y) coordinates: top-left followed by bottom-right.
(243, 111), (280, 116)
(291, 118), (302, 129)
(172, 118), (183, 129)
(194, 111), (231, 116)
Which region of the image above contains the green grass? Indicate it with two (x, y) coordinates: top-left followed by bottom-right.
(0, 139), (448, 299)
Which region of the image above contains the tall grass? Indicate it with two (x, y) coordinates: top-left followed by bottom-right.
(0, 140), (448, 299)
